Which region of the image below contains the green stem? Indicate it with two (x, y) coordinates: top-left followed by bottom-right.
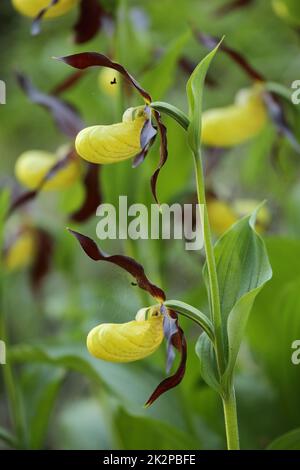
(164, 299), (214, 342)
(222, 387), (240, 450)
(151, 101), (189, 130)
(154, 101), (241, 449)
(192, 149), (225, 373)
(192, 148), (240, 450)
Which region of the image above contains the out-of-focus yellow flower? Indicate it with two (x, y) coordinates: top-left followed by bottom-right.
(4, 229), (36, 272)
(201, 84), (267, 147)
(98, 69), (120, 97)
(208, 196), (271, 236)
(75, 106), (147, 164)
(233, 199), (271, 233)
(15, 149), (81, 191)
(272, 0), (300, 26)
(87, 305), (164, 363)
(12, 0), (78, 18)
(207, 199), (237, 237)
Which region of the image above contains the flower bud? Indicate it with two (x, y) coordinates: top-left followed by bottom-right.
(201, 84), (267, 147)
(12, 0), (78, 18)
(4, 229), (36, 272)
(87, 306), (164, 362)
(75, 108), (147, 164)
(15, 149), (81, 191)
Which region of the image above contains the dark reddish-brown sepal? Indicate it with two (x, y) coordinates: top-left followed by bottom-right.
(193, 29), (265, 82)
(70, 163), (102, 222)
(215, 0), (254, 16)
(263, 92), (300, 154)
(55, 52), (152, 103)
(74, 0), (109, 44)
(145, 308), (187, 407)
(30, 228), (54, 292)
(151, 111), (168, 205)
(16, 72), (84, 138)
(68, 229), (166, 301)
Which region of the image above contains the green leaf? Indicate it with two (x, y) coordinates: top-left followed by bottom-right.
(115, 407), (199, 450)
(186, 42), (221, 153)
(53, 398), (114, 450)
(247, 242), (300, 427)
(267, 428), (300, 450)
(21, 366), (66, 449)
(195, 334), (221, 395)
(0, 425), (16, 448)
(164, 299), (215, 341)
(9, 343), (190, 433)
(204, 208), (272, 389)
(142, 32), (190, 100)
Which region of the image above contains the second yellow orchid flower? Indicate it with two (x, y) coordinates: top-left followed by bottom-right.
(12, 0), (78, 18)
(201, 84), (267, 147)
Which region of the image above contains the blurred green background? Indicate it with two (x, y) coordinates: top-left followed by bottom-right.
(1, 0), (300, 450)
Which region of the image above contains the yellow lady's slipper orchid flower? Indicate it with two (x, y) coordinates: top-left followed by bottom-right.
(12, 0), (78, 18)
(208, 197), (271, 236)
(98, 69), (120, 97)
(87, 305), (164, 363)
(15, 149), (81, 191)
(233, 199), (271, 233)
(272, 0), (300, 26)
(201, 84), (267, 147)
(75, 107), (147, 164)
(4, 229), (36, 272)
(207, 199), (237, 237)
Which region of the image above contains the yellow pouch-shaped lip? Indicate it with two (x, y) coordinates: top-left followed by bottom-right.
(75, 116), (145, 165)
(15, 150), (81, 191)
(201, 85), (267, 147)
(12, 0), (78, 18)
(4, 229), (36, 272)
(87, 310), (164, 363)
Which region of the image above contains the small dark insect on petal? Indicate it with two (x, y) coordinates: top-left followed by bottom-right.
(8, 150), (76, 218)
(263, 92), (300, 154)
(193, 29), (265, 82)
(145, 310), (187, 407)
(16, 72), (84, 138)
(74, 0), (109, 44)
(151, 111), (168, 205)
(68, 229), (166, 301)
(55, 52), (152, 103)
(215, 0), (255, 16)
(70, 163), (102, 223)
